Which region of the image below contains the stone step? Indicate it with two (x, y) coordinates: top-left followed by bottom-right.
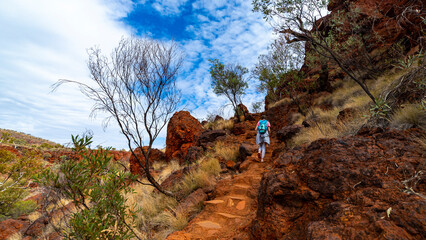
(233, 183), (251, 189)
(196, 221), (221, 229)
(216, 212), (242, 219)
(236, 200), (246, 210)
(228, 195), (246, 201)
(204, 199), (224, 205)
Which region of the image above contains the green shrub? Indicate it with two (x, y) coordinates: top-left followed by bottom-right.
(36, 135), (138, 239)
(0, 150), (42, 218)
(0, 199), (37, 221)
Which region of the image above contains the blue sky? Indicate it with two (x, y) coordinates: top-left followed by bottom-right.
(0, 0), (274, 149)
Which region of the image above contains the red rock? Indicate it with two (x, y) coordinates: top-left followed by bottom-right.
(25, 217), (48, 237)
(185, 146), (203, 163)
(198, 130), (226, 150)
(175, 189), (207, 216)
(109, 150), (131, 162)
(225, 160), (236, 169)
(129, 147), (166, 176)
(276, 125), (303, 143)
(251, 128), (426, 239)
(0, 219), (29, 239)
(165, 111), (204, 163)
(238, 143), (257, 162)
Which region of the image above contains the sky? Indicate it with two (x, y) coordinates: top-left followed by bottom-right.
(0, 0), (274, 150)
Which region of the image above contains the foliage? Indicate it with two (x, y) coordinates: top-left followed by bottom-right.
(369, 97), (391, 120)
(253, 35), (305, 102)
(253, 0), (381, 104)
(36, 135), (138, 239)
(251, 101), (263, 113)
(209, 59), (249, 120)
(52, 36), (184, 196)
(394, 52), (423, 69)
(0, 149), (42, 218)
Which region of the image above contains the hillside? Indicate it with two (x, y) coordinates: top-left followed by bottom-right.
(0, 128), (60, 147)
(0, 0), (425, 239)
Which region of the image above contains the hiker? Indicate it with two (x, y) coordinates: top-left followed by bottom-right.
(255, 115), (270, 162)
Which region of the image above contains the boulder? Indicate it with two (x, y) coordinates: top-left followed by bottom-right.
(236, 103), (255, 121)
(198, 130), (226, 149)
(165, 111), (204, 163)
(238, 143), (257, 162)
(129, 147), (166, 176)
(25, 216), (48, 237)
(175, 189), (207, 217)
(276, 125), (303, 143)
(225, 160), (236, 169)
(185, 146), (203, 164)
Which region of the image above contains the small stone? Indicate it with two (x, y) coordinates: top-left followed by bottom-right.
(236, 201), (246, 210)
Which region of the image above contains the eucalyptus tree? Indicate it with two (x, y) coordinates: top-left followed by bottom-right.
(209, 59), (249, 121)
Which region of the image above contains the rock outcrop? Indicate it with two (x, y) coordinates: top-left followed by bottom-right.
(250, 128), (425, 239)
(198, 130), (226, 149)
(129, 147), (166, 176)
(165, 111), (204, 163)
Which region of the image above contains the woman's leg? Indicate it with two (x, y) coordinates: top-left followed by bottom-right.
(261, 142), (266, 161)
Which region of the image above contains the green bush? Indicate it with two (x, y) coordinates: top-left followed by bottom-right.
(0, 150), (42, 217)
(36, 135), (138, 239)
(0, 199), (37, 221)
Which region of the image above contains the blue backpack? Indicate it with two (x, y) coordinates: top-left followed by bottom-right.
(258, 120), (267, 134)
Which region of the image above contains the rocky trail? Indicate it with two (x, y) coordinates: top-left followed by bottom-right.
(168, 126), (279, 240)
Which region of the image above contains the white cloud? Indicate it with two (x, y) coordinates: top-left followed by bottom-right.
(177, 1), (273, 119)
(152, 0), (189, 16)
(0, 0), (135, 149)
(0, 0), (274, 150)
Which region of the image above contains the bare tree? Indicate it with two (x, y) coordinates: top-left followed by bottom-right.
(53, 37), (183, 196)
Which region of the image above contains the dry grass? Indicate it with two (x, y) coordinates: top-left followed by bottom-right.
(6, 232), (22, 240)
(178, 169), (212, 197)
(371, 67), (412, 97)
(154, 160), (181, 184)
(390, 104), (426, 130)
(306, 107), (341, 124)
(199, 157), (221, 176)
(290, 112), (305, 125)
(292, 122), (342, 146)
(292, 111), (368, 147)
(214, 141), (239, 162)
(124, 155), (220, 239)
(268, 97), (292, 109)
(203, 119), (234, 131)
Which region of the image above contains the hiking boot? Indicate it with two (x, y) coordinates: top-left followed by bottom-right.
(261, 159), (264, 162)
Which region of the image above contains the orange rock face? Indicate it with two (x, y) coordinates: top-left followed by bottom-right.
(250, 128), (426, 239)
(165, 111), (204, 163)
(129, 147), (166, 176)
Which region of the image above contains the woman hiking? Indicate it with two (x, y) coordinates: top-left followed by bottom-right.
(255, 115), (271, 162)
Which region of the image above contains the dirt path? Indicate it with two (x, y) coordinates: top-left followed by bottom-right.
(168, 139), (278, 240)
